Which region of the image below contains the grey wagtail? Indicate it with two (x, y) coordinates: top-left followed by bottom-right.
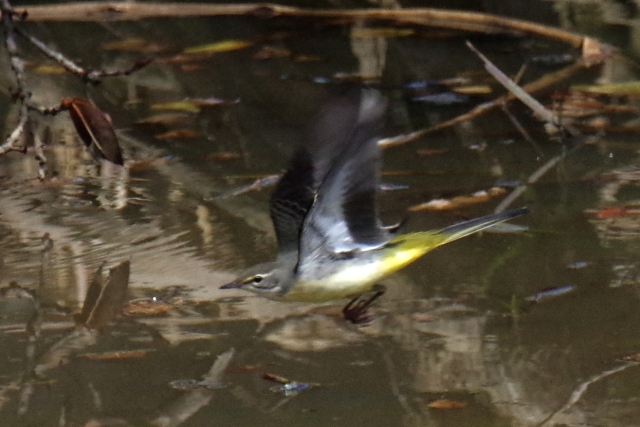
(221, 89), (528, 323)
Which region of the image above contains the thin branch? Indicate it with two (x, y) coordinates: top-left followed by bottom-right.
(378, 61), (587, 148)
(14, 26), (153, 83)
(13, 2), (595, 49)
(1, 0), (30, 155)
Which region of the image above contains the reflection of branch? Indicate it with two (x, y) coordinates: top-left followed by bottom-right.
(495, 153), (565, 213)
(537, 361), (639, 427)
(151, 348), (235, 427)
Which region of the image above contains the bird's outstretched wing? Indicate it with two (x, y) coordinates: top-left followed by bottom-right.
(270, 89), (372, 256)
(299, 89), (390, 262)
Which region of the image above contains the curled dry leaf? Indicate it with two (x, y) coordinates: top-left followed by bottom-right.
(581, 37), (608, 67)
(60, 97), (124, 165)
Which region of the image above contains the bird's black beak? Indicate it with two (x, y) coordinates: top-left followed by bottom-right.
(220, 280), (243, 289)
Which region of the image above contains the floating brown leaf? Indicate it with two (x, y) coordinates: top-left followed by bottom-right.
(78, 349), (153, 360)
(409, 187), (507, 212)
(253, 45), (291, 60)
(206, 152), (245, 162)
(225, 365), (263, 373)
(75, 263), (104, 326)
(84, 261), (130, 329)
(427, 399), (468, 409)
(101, 38), (170, 53)
(589, 206), (640, 219)
(123, 298), (174, 316)
(60, 97), (124, 165)
(416, 149), (448, 156)
(136, 113), (194, 127)
(154, 129), (202, 140)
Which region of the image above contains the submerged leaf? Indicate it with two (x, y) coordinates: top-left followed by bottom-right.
(60, 97), (124, 165)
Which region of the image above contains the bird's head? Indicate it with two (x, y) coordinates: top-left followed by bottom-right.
(220, 261), (286, 297)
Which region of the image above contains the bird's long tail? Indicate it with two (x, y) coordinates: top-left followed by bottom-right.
(436, 206), (529, 243)
(382, 207), (528, 275)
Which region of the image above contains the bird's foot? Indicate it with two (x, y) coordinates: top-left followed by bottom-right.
(342, 286), (385, 325)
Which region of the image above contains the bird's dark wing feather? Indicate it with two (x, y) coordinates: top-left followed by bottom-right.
(269, 90), (364, 255)
(299, 89), (390, 261)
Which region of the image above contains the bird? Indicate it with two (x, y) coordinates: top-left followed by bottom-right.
(221, 89), (528, 323)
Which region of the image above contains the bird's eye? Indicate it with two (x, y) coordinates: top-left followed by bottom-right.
(252, 275), (263, 284)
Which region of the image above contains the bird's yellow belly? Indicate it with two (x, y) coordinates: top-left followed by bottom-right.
(281, 262), (387, 302)
(279, 242), (431, 302)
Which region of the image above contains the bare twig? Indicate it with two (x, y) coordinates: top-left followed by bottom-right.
(13, 2), (596, 49)
(378, 61), (587, 148)
(466, 40), (581, 137)
(14, 26), (153, 83)
(1, 0), (30, 155)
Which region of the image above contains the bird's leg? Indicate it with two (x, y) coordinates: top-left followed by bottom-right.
(342, 284), (386, 324)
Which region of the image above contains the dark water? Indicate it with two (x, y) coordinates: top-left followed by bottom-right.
(2, 1), (640, 426)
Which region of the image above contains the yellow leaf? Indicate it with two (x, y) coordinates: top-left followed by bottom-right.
(151, 101), (201, 113)
(453, 85), (492, 95)
(184, 40), (253, 55)
(33, 64), (67, 75)
(571, 81), (640, 96)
